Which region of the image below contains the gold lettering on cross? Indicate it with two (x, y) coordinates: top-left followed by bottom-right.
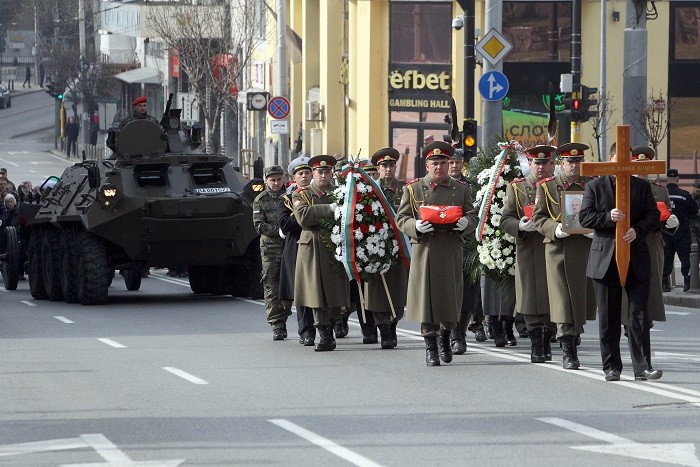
(580, 125), (666, 286)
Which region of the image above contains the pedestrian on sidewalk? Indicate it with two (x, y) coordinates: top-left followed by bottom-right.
(65, 116), (79, 158)
(22, 65), (32, 88)
(38, 63), (45, 87)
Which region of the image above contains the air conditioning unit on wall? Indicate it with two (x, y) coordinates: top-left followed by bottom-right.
(306, 100), (323, 121)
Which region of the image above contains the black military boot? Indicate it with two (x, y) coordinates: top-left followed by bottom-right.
(662, 275), (672, 292)
(390, 322), (398, 348)
(378, 324), (394, 349)
(489, 316), (507, 347)
(424, 336), (440, 366)
(543, 328), (553, 361)
(503, 317), (517, 346)
(314, 325), (335, 352)
(436, 329), (453, 363)
(333, 319), (348, 339)
(450, 327), (467, 355)
(529, 328), (546, 363)
(560, 335), (580, 370)
(683, 275), (691, 292)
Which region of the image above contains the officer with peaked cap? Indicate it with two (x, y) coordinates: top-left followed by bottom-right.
(532, 142), (596, 370)
(278, 156), (316, 345)
(361, 148), (409, 349)
(254, 165), (292, 340)
(293, 155), (350, 351)
(500, 145), (556, 362)
(396, 141), (478, 366)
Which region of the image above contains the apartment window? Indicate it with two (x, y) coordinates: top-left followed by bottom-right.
(390, 2), (451, 64)
(503, 1), (571, 62)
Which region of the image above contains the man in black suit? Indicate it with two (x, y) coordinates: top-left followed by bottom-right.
(578, 144), (662, 382)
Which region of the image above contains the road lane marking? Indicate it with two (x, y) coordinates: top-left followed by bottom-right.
(29, 169), (36, 173)
(149, 272), (700, 403)
(162, 367), (208, 385)
(666, 311), (690, 315)
(21, 300), (36, 306)
(538, 418), (700, 466)
(0, 157), (19, 167)
(0, 437), (87, 457)
(269, 419), (383, 467)
(53, 316), (74, 323)
(98, 338), (126, 349)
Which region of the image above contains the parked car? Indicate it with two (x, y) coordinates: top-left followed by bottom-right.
(0, 84), (11, 109)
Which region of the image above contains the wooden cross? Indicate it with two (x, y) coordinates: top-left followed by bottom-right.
(580, 125), (666, 286)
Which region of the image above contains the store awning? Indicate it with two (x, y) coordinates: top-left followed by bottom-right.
(113, 67), (160, 84)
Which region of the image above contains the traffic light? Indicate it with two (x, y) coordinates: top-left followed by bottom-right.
(580, 85), (598, 122)
(563, 93), (582, 122)
(462, 119), (477, 160)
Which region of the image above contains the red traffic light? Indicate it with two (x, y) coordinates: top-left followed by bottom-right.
(573, 99), (581, 110)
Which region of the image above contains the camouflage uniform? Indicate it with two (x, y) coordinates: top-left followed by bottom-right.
(253, 185), (292, 330)
(118, 112), (159, 130)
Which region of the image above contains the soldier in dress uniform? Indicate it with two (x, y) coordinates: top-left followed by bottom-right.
(293, 155), (351, 351)
(622, 146), (679, 370)
(118, 96), (159, 130)
(278, 156), (315, 346)
(532, 142), (597, 370)
(396, 142), (478, 366)
(447, 149), (487, 353)
(361, 148), (409, 349)
(253, 165), (292, 340)
(500, 145), (556, 362)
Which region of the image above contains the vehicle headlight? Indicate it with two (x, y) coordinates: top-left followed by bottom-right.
(99, 183), (121, 208)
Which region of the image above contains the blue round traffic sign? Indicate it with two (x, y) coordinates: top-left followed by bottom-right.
(478, 71), (509, 102)
(268, 96), (290, 119)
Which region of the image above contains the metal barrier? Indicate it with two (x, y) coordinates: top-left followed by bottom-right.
(81, 144), (106, 162)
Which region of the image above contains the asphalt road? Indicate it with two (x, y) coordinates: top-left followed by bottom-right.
(1, 273), (699, 466)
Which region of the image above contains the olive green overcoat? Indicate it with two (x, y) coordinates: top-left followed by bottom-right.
(292, 181), (350, 309)
(499, 173), (550, 317)
(395, 175), (477, 324)
(532, 173), (596, 326)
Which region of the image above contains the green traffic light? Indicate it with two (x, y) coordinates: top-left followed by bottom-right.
(57, 93), (63, 100)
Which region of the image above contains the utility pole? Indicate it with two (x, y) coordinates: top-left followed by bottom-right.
(78, 0), (90, 147)
(622, 0), (647, 147)
(599, 0), (607, 160)
(481, 0), (503, 152)
(570, 0), (582, 143)
(275, 0), (289, 167)
(457, 0), (476, 119)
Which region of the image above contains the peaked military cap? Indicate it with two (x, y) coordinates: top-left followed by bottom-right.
(371, 148), (400, 166)
(308, 155), (336, 169)
(556, 142), (589, 159)
(288, 156), (311, 175)
(631, 146), (655, 161)
(524, 145), (556, 161)
(422, 141), (454, 160)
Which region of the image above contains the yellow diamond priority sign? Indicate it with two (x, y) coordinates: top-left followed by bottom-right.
(475, 29), (513, 67)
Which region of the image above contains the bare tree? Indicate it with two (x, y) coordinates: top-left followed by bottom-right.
(147, 1), (262, 154)
(630, 89), (671, 155)
(589, 91), (617, 160)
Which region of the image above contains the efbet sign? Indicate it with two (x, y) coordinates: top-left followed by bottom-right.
(389, 69), (451, 92)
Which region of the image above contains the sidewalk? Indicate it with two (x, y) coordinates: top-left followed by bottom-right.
(663, 257), (700, 309)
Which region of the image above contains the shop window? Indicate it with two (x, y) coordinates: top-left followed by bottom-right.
(673, 5), (700, 61)
(503, 1), (571, 62)
(390, 3), (452, 64)
(669, 97), (700, 181)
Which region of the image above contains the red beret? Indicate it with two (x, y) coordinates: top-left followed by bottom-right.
(132, 96), (147, 106)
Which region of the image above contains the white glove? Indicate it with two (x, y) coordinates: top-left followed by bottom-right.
(415, 220), (435, 234)
(555, 223), (570, 239)
(453, 216), (470, 231)
(665, 214), (679, 229)
(329, 202), (338, 211)
(518, 216), (536, 232)
(279, 228), (286, 239)
(584, 232), (594, 239)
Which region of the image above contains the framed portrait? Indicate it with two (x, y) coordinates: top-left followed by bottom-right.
(561, 191), (593, 235)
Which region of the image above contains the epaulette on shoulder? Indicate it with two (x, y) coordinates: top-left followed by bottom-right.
(295, 186), (306, 193)
(512, 177), (525, 184)
(406, 178), (420, 185)
(540, 176), (555, 185)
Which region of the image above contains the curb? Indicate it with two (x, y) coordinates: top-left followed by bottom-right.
(663, 291), (700, 309)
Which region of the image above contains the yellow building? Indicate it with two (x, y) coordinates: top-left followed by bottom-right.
(258, 0), (699, 184)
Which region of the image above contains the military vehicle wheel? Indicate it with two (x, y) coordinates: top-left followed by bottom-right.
(59, 229), (79, 303)
(231, 244), (263, 299)
(28, 230), (47, 300)
(42, 228), (64, 301)
(122, 268), (142, 291)
(76, 232), (109, 305)
(188, 266), (211, 294)
(1, 226), (21, 290)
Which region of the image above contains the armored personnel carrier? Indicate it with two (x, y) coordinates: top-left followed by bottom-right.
(20, 94), (264, 305)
